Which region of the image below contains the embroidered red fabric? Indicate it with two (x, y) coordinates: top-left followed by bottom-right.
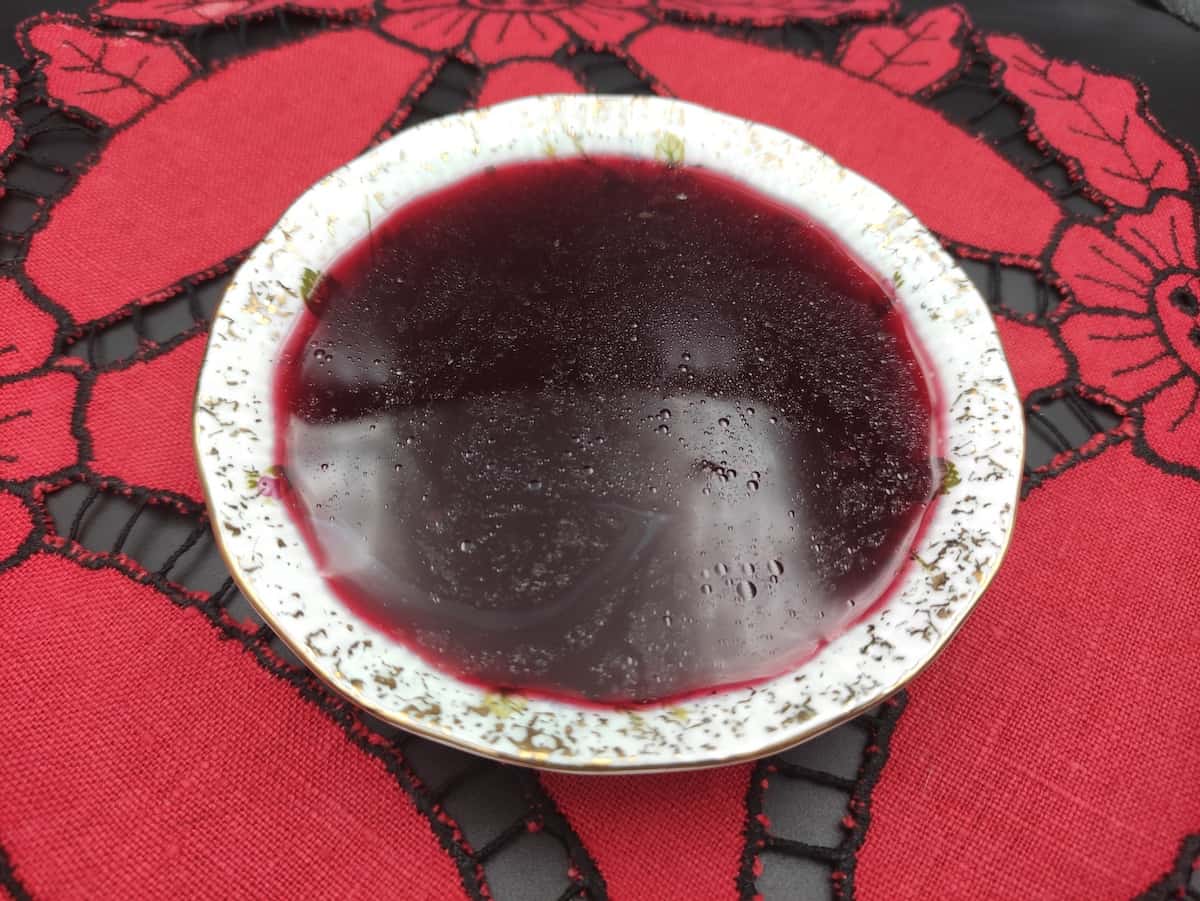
(1, 3), (1197, 898)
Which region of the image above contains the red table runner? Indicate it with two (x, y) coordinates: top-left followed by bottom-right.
(1, 2), (1198, 898)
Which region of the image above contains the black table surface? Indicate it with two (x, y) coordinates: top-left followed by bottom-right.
(3, 2), (1196, 899)
(2, 0), (1197, 153)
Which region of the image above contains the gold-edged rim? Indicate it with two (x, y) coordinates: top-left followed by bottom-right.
(191, 94), (1026, 774)
(192, 289), (1024, 777)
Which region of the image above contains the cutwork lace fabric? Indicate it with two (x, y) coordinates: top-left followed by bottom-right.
(0, 2), (1197, 898)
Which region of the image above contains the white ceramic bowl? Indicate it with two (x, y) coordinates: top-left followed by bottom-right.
(194, 95), (1022, 772)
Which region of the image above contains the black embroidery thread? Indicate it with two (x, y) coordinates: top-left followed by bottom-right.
(1, 4), (1196, 899)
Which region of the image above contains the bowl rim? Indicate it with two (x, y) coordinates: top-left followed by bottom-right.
(194, 93), (1024, 773)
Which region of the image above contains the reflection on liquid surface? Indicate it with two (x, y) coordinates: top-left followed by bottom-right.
(276, 158), (935, 702)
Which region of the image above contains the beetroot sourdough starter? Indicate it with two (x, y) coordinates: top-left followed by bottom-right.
(274, 157), (939, 704)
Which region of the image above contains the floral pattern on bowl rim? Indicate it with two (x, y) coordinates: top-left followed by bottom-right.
(194, 94), (1023, 773)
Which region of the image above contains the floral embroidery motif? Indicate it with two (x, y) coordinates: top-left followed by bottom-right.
(380, 0), (648, 63)
(1055, 195), (1200, 476)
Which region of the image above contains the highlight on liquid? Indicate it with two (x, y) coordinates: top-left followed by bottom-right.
(273, 157), (939, 704)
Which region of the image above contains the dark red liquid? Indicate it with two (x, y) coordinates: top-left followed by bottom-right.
(274, 158), (937, 705)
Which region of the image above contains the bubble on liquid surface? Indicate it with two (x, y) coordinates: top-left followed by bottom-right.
(277, 156), (936, 703)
